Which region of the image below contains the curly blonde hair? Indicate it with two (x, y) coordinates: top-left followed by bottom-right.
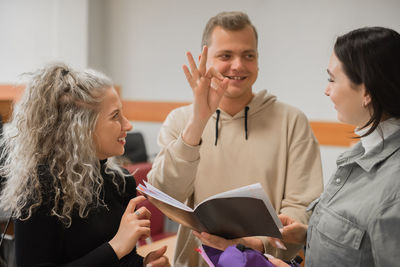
(0, 63), (128, 226)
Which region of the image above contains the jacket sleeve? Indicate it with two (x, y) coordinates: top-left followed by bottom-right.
(147, 107), (201, 203)
(369, 199), (400, 266)
(14, 211), (120, 267)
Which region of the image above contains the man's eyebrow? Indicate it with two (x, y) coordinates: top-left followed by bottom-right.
(327, 69), (334, 77)
(215, 49), (257, 54)
(215, 50), (233, 54)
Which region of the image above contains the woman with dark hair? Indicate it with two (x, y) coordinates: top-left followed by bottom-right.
(195, 26), (400, 266)
(266, 26), (400, 266)
(0, 63), (170, 266)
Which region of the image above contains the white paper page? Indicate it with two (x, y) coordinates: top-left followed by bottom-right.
(136, 181), (193, 212)
(197, 183), (283, 228)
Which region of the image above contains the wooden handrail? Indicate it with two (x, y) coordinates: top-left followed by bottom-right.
(0, 84), (24, 101)
(310, 121), (356, 147)
(122, 100), (190, 123)
(0, 84), (356, 147)
(0, 84), (24, 121)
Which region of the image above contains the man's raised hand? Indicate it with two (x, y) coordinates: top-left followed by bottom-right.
(182, 46), (228, 123)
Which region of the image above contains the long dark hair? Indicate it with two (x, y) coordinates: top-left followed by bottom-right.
(334, 27), (400, 136)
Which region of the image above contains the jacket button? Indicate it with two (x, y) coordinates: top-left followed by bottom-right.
(335, 178), (341, 184)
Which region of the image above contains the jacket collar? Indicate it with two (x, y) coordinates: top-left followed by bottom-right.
(336, 129), (400, 172)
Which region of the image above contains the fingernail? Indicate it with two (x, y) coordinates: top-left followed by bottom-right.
(264, 253), (275, 260)
(275, 240), (287, 250)
(146, 264), (153, 267)
(279, 228), (283, 233)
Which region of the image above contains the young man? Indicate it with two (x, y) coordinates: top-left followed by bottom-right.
(148, 11), (323, 267)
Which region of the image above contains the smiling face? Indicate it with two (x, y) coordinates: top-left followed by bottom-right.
(93, 87), (132, 160)
(325, 52), (371, 127)
(206, 25), (258, 101)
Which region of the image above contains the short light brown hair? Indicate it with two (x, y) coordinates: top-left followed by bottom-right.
(201, 11), (258, 48)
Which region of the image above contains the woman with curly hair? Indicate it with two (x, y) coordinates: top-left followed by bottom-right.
(0, 63), (170, 266)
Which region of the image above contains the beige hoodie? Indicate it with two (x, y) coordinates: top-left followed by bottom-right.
(148, 90), (323, 266)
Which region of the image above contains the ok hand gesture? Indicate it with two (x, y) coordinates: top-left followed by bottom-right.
(183, 46), (228, 122)
(182, 46), (228, 145)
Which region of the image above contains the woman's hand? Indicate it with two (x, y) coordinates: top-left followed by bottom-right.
(143, 246), (170, 267)
(192, 231), (264, 252)
(109, 196), (151, 259)
(276, 214), (308, 245)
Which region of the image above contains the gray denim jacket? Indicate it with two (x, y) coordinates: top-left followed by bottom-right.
(305, 129), (400, 267)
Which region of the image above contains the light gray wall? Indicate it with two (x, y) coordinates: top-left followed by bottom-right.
(87, 0), (400, 183)
(0, 0), (89, 82)
(90, 0), (400, 121)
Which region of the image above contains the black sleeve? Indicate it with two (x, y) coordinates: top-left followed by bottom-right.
(15, 209), (120, 267)
(119, 249), (144, 267)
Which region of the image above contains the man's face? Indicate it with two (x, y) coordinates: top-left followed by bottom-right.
(206, 25), (258, 100)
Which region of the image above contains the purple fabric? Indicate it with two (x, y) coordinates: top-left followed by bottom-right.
(203, 245), (223, 265)
(203, 245), (275, 267)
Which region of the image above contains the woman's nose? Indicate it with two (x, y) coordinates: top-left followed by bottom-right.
(122, 116), (133, 131)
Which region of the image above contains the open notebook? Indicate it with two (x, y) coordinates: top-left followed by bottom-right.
(137, 182), (283, 239)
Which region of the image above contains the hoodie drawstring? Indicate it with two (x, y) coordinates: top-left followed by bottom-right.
(244, 106), (249, 140)
(214, 107), (249, 146)
(215, 109), (221, 146)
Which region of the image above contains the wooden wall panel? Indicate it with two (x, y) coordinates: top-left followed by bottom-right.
(121, 101), (357, 147)
(1, 84), (356, 147)
(0, 84), (24, 121)
(122, 100), (190, 123)
(310, 121), (356, 147)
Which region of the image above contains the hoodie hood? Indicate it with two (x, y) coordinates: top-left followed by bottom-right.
(212, 90), (277, 145)
(211, 90), (276, 121)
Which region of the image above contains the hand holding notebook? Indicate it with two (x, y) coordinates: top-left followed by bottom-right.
(137, 182), (283, 239)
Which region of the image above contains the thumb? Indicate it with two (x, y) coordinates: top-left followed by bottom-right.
(124, 195), (146, 214)
(147, 245), (167, 261)
(267, 257), (291, 267)
(153, 245), (167, 257)
(216, 77), (229, 97)
(269, 238), (287, 250)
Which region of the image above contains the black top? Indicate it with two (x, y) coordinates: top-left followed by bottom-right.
(14, 160), (143, 267)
